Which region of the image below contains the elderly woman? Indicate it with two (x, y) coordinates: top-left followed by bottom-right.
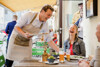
(64, 24), (85, 56)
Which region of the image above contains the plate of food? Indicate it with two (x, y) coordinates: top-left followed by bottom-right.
(70, 55), (85, 60)
(45, 61), (59, 65)
(45, 56), (59, 65)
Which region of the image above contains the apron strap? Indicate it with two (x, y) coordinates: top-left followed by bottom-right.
(40, 22), (43, 29)
(30, 13), (38, 24)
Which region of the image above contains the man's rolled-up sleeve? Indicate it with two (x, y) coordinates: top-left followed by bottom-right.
(15, 13), (30, 27)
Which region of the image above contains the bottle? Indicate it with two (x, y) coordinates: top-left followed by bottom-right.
(42, 48), (48, 62)
(41, 35), (44, 41)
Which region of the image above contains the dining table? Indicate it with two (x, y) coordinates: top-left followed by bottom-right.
(14, 57), (79, 67)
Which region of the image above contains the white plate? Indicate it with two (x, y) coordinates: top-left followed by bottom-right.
(57, 55), (85, 60)
(45, 61), (59, 65)
(70, 55), (85, 60)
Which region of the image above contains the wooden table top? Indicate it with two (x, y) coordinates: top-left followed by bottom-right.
(14, 59), (78, 67)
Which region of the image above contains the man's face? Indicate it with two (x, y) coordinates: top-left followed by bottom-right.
(78, 4), (83, 12)
(96, 25), (100, 42)
(41, 9), (53, 22)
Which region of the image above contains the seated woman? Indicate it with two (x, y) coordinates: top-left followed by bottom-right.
(64, 24), (86, 56)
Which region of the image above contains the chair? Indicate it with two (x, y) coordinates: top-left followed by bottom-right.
(0, 41), (3, 48)
(0, 40), (5, 67)
(0, 55), (5, 67)
(0, 41), (3, 44)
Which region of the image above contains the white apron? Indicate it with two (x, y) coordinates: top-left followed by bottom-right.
(6, 13), (42, 61)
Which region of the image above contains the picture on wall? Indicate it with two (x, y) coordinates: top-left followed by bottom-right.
(86, 0), (98, 17)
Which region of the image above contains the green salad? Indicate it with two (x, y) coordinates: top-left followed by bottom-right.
(52, 52), (59, 55)
(48, 56), (55, 59)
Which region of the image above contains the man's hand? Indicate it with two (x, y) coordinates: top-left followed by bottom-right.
(24, 33), (33, 39)
(15, 26), (34, 39)
(48, 40), (59, 52)
(78, 60), (90, 67)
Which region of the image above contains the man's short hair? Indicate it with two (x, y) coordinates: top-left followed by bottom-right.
(13, 15), (17, 20)
(78, 3), (83, 6)
(41, 4), (54, 12)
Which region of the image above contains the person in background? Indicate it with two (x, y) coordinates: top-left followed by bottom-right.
(64, 24), (85, 56)
(5, 15), (17, 53)
(53, 33), (58, 44)
(5, 5), (59, 67)
(49, 29), (58, 44)
(75, 11), (83, 39)
(79, 23), (100, 67)
(49, 28), (54, 37)
(72, 2), (83, 24)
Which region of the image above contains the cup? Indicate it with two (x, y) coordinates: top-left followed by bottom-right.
(66, 49), (70, 61)
(59, 48), (64, 62)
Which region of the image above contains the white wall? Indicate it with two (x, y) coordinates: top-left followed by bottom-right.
(83, 0), (100, 57)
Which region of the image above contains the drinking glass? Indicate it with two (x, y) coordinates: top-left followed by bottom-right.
(66, 49), (70, 61)
(59, 48), (64, 62)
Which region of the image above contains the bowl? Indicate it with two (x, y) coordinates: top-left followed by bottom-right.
(47, 59), (55, 63)
(52, 55), (59, 58)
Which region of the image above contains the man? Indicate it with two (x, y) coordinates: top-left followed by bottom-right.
(75, 11), (83, 39)
(5, 15), (17, 53)
(72, 3), (83, 24)
(79, 23), (100, 67)
(5, 5), (59, 67)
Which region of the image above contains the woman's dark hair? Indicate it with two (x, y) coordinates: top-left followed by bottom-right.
(40, 4), (54, 12)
